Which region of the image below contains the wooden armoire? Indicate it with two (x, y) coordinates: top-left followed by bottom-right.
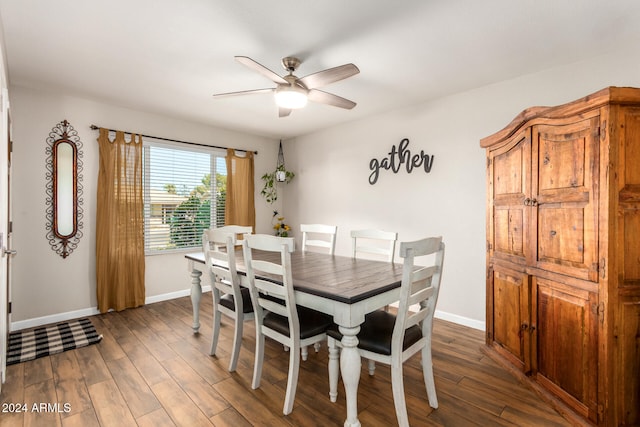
(481, 87), (640, 426)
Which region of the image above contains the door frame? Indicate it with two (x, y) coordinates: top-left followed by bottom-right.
(0, 87), (10, 388)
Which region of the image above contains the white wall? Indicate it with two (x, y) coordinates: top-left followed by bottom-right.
(9, 85), (280, 327)
(282, 45), (640, 330)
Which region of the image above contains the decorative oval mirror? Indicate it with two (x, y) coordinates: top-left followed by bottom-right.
(46, 120), (83, 258)
(54, 139), (77, 237)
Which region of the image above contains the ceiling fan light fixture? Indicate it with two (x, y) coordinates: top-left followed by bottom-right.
(214, 56), (359, 116)
(274, 86), (308, 109)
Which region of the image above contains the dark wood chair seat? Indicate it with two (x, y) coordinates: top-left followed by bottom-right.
(220, 287), (254, 314)
(327, 310), (422, 356)
(265, 306), (333, 340)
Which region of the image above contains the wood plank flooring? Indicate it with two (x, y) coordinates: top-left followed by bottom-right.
(0, 295), (573, 426)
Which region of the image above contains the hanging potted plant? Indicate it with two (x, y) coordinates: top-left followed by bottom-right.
(261, 141), (294, 204)
(275, 167), (288, 183)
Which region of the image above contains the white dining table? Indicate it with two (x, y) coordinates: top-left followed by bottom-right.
(186, 249), (403, 427)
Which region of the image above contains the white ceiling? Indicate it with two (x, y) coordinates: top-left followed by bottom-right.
(1, 0), (640, 139)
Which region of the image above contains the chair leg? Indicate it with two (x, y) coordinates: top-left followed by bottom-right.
(367, 359), (376, 376)
(209, 300), (222, 356)
(390, 359), (410, 427)
(228, 314), (243, 372)
(283, 343), (301, 415)
(314, 342), (321, 353)
(327, 337), (340, 402)
(421, 343), (438, 408)
(301, 346), (309, 361)
(252, 330), (265, 390)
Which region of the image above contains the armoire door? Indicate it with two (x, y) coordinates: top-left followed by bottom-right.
(531, 116), (600, 282)
(487, 128), (531, 266)
(534, 277), (599, 423)
(488, 264), (532, 373)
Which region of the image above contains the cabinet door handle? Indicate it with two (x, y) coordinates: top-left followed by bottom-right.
(519, 323), (528, 338)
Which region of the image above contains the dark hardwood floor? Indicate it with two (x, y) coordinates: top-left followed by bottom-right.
(0, 295), (573, 426)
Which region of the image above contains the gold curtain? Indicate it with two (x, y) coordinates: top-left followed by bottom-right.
(225, 148), (256, 229)
(96, 128), (145, 313)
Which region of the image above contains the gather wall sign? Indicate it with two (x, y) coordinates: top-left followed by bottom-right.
(368, 138), (434, 185)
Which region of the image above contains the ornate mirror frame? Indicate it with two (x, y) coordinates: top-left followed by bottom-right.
(45, 119), (83, 258)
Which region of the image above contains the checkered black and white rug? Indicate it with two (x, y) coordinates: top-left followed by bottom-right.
(7, 318), (102, 365)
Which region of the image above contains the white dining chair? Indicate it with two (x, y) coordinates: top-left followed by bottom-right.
(242, 234), (333, 415)
(204, 227), (254, 372)
(350, 229), (398, 263)
(352, 228), (398, 323)
(301, 223), (337, 255)
(327, 236), (445, 427)
(298, 223), (338, 356)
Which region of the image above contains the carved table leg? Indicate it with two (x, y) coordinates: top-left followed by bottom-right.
(190, 268), (203, 333)
(328, 338), (340, 403)
(339, 325), (362, 427)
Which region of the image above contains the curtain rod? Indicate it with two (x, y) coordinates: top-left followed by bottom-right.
(89, 125), (258, 155)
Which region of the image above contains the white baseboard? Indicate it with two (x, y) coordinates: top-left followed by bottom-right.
(11, 307), (102, 331)
(435, 309), (485, 331)
(10, 285), (213, 331)
(144, 285), (211, 304)
(390, 301), (485, 332)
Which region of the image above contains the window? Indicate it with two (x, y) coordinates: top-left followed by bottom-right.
(143, 140), (226, 253)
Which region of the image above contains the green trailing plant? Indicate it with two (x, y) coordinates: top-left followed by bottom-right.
(260, 165), (294, 204)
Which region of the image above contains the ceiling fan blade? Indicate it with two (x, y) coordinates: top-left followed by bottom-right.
(279, 107), (292, 118)
(298, 63), (360, 89)
(235, 56), (288, 85)
(307, 89), (357, 109)
(212, 88), (274, 98)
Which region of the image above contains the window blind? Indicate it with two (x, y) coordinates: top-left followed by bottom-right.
(143, 140), (226, 253)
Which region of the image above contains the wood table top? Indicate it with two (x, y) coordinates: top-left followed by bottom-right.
(186, 250), (403, 304)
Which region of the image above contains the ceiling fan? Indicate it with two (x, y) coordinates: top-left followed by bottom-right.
(213, 56), (360, 117)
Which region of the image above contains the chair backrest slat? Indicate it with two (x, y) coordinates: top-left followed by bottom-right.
(209, 251), (230, 268)
(305, 239), (332, 249)
(407, 286), (434, 307)
(251, 259), (285, 277)
(259, 297), (289, 317)
(254, 278), (287, 297)
(406, 307), (429, 329)
(412, 265), (438, 283)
